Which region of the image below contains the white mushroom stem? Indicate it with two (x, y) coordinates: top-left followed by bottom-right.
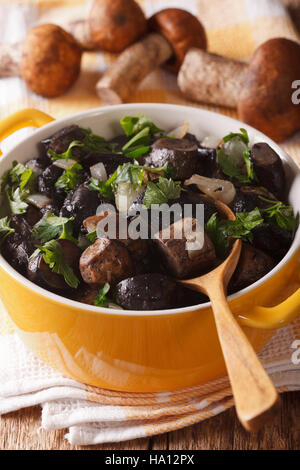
(96, 33), (173, 104)
(65, 19), (95, 50)
(178, 48), (248, 108)
(0, 43), (22, 77)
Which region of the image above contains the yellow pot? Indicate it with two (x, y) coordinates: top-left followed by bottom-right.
(0, 105), (299, 392)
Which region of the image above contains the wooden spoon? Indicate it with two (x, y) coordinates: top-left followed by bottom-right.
(179, 199), (279, 432)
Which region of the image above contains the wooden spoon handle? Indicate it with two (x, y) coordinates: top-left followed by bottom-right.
(208, 280), (279, 431)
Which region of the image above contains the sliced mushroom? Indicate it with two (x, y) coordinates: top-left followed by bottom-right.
(80, 238), (134, 286)
(144, 137), (199, 180)
(153, 217), (216, 279)
(83, 212), (148, 261)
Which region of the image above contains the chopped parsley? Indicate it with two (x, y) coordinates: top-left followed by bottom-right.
(6, 187), (29, 215)
(88, 162), (177, 201)
(120, 115), (163, 138)
(259, 197), (298, 232)
(143, 177), (182, 209)
(31, 240), (79, 289)
(205, 208), (264, 258)
(217, 128), (256, 183)
(33, 213), (77, 244)
(0, 217), (15, 246)
(55, 163), (83, 194)
(93, 283), (114, 307)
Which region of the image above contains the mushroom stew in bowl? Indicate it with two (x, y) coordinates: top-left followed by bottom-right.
(0, 115), (298, 311)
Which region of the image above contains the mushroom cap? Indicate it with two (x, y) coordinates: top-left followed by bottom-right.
(88, 0), (147, 53)
(20, 24), (82, 98)
(148, 8), (207, 73)
(238, 38), (300, 142)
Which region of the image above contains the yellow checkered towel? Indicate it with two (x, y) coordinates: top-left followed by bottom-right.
(0, 0), (299, 445)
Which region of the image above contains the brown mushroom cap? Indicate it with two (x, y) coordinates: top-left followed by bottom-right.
(20, 24), (82, 98)
(88, 0), (147, 53)
(238, 38), (300, 142)
(148, 8), (207, 73)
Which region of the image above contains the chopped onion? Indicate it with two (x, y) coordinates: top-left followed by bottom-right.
(186, 229), (205, 259)
(201, 135), (221, 149)
(185, 174), (236, 205)
(27, 193), (52, 209)
(107, 302), (123, 310)
(167, 121), (189, 139)
(90, 162), (108, 182)
(115, 183), (140, 214)
(25, 160), (43, 176)
(53, 158), (77, 170)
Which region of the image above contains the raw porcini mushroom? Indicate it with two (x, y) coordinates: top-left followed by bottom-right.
(0, 24), (82, 98)
(66, 0), (147, 52)
(96, 8), (207, 104)
(178, 38), (300, 142)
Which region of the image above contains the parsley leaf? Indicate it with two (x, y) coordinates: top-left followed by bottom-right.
(223, 128), (250, 146)
(205, 213), (229, 258)
(6, 187), (29, 215)
(80, 127), (117, 153)
(143, 177), (182, 209)
(120, 115), (163, 137)
(259, 197), (298, 232)
(0, 217), (15, 246)
(217, 149), (250, 183)
(1, 161), (37, 193)
(94, 283), (114, 307)
(55, 163), (83, 194)
(86, 231), (97, 243)
(49, 140), (84, 161)
(33, 213), (77, 244)
(32, 240), (79, 289)
(218, 128), (255, 183)
(205, 208), (264, 258)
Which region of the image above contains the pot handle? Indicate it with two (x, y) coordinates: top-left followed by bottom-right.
(0, 108), (54, 155)
(238, 284), (300, 330)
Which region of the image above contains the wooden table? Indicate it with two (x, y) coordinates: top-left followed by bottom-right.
(1, 391), (299, 450)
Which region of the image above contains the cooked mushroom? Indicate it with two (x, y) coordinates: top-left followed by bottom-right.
(96, 8), (206, 104)
(153, 218), (216, 279)
(2, 216), (36, 275)
(42, 125), (86, 159)
(83, 212), (148, 261)
(231, 186), (277, 214)
(82, 152), (132, 176)
(0, 24), (82, 98)
(60, 184), (106, 233)
(28, 239), (81, 292)
(250, 143), (286, 200)
(66, 0), (147, 52)
(144, 137), (199, 180)
(229, 243), (275, 293)
(252, 223), (293, 260)
(80, 237), (134, 286)
(116, 273), (178, 310)
(178, 38), (300, 142)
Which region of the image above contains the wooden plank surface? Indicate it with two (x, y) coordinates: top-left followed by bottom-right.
(0, 392), (299, 450)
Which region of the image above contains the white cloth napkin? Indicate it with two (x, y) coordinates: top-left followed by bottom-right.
(1, 305), (299, 445)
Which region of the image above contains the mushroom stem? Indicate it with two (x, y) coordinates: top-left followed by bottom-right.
(65, 19), (95, 50)
(178, 49), (248, 108)
(0, 43), (22, 77)
(96, 33), (173, 104)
